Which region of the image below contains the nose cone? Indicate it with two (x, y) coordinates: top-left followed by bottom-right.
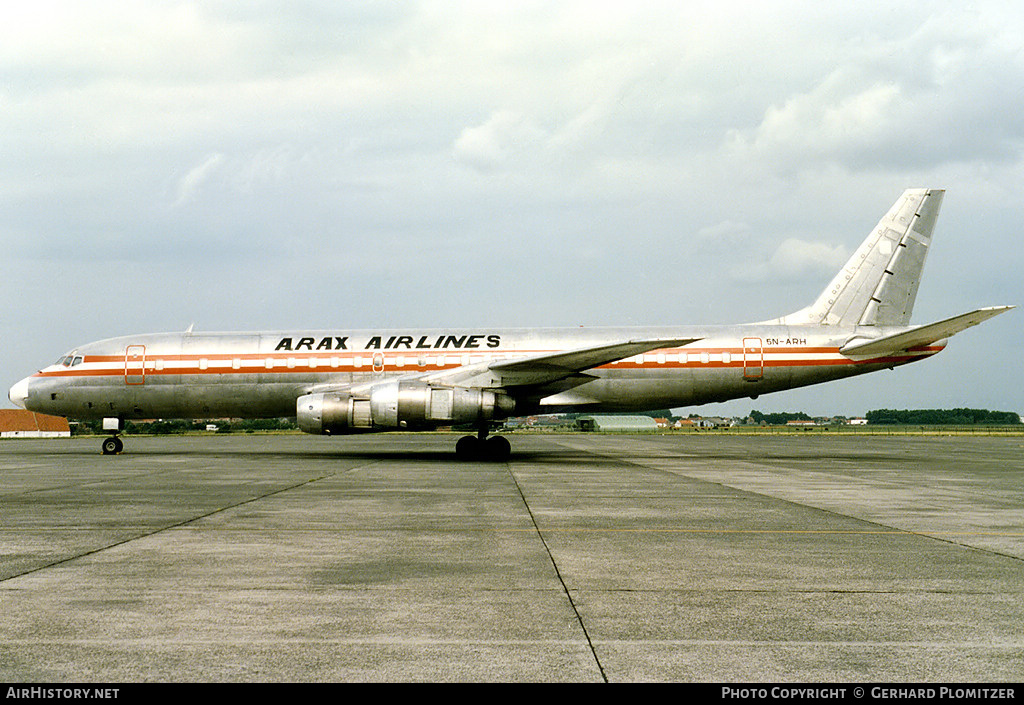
(9, 376), (30, 409)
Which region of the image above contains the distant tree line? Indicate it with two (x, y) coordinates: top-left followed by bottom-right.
(749, 410), (812, 425)
(865, 409), (1021, 425)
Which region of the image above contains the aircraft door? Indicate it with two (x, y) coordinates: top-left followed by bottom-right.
(125, 345), (146, 385)
(742, 338), (763, 381)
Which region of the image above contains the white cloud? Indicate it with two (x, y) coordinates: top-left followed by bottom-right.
(768, 238), (850, 280)
(735, 238), (850, 284)
(452, 111), (547, 171)
(694, 220), (752, 243)
(722, 8), (1024, 172)
(726, 81), (901, 164)
(173, 153), (225, 207)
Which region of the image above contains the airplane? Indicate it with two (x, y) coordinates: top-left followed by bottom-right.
(8, 189), (1014, 459)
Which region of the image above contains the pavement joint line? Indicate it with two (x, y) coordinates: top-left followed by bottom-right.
(548, 437), (1024, 562)
(0, 464), (214, 499)
(0, 463), (375, 584)
(505, 445), (609, 683)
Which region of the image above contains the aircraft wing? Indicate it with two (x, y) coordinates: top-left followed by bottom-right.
(419, 337), (702, 389)
(840, 306), (1013, 357)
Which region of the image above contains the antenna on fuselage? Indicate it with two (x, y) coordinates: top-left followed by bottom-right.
(185, 322), (195, 334)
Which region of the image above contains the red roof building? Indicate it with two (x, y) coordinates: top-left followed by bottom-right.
(0, 410), (71, 437)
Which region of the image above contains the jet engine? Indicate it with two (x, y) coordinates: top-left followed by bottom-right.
(296, 381), (515, 434)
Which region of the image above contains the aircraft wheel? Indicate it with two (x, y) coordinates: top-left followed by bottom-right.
(485, 435), (511, 462)
(455, 435), (481, 461)
(101, 437), (122, 455)
(456, 435), (511, 462)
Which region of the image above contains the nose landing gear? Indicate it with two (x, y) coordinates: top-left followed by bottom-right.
(101, 436), (123, 455)
(100, 417), (124, 455)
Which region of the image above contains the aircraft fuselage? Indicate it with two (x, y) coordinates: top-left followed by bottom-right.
(18, 323), (941, 423)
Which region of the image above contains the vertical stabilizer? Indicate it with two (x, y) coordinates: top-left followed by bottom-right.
(782, 189), (944, 327)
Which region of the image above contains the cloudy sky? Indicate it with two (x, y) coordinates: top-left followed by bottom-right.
(2, 1), (1022, 417)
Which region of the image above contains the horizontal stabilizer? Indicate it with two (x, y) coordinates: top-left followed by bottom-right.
(840, 306), (1013, 357)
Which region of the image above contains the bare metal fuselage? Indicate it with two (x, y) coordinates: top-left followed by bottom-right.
(22, 323), (939, 424)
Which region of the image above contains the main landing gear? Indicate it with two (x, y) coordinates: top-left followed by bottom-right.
(101, 436), (123, 455)
(455, 426), (511, 462)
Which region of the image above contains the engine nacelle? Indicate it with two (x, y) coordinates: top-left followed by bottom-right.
(368, 380), (516, 428)
(296, 391), (372, 434)
(297, 382), (515, 435)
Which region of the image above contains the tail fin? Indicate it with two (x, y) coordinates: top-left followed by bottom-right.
(782, 189), (944, 327)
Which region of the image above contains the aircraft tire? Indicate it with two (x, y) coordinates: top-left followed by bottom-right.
(455, 435), (511, 462)
(485, 435), (511, 462)
(456, 435), (481, 461)
(101, 437), (122, 455)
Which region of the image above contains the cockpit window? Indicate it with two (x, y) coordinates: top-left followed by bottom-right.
(55, 354), (80, 367)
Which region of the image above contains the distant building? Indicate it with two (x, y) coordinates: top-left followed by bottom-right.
(577, 416), (658, 432)
(680, 416), (731, 428)
(848, 418), (869, 425)
(0, 410), (71, 438)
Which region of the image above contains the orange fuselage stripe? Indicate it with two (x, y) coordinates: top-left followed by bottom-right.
(35, 346), (943, 379)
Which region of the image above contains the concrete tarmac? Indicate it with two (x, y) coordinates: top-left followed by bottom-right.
(1, 432), (1022, 682)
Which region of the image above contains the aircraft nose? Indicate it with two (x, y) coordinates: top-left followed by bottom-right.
(9, 376), (30, 409)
